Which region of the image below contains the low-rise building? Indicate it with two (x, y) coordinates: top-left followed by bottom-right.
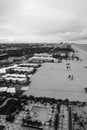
(34, 53), (52, 57)
(19, 63), (41, 68)
(29, 56), (58, 63)
(6, 66), (34, 74)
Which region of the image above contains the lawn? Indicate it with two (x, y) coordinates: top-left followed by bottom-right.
(32, 106), (49, 122)
(25, 62), (87, 101)
(0, 99), (19, 115)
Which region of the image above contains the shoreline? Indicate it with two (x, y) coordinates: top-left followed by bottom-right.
(73, 45), (87, 55)
(72, 45), (87, 62)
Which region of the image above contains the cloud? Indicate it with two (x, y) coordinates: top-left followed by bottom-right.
(0, 0), (75, 34)
(0, 0), (87, 43)
(55, 28), (87, 42)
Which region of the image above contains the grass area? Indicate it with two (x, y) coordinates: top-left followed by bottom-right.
(32, 106), (49, 122)
(25, 62), (87, 101)
(0, 99), (19, 115)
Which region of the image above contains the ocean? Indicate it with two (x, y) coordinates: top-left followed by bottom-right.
(75, 44), (87, 52)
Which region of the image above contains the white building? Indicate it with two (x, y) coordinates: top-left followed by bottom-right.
(0, 87), (7, 92)
(29, 56), (58, 63)
(7, 87), (16, 93)
(1, 73), (28, 84)
(19, 63), (40, 68)
(13, 66), (34, 73)
(34, 53), (52, 57)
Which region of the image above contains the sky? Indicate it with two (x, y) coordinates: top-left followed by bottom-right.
(0, 0), (87, 43)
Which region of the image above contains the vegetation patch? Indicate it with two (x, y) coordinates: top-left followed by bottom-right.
(0, 99), (19, 115)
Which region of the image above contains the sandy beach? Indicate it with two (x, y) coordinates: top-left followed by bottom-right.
(24, 47), (87, 101)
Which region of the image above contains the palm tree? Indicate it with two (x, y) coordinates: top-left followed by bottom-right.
(6, 114), (15, 122)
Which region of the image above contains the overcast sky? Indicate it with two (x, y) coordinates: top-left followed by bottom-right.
(0, 0), (87, 43)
